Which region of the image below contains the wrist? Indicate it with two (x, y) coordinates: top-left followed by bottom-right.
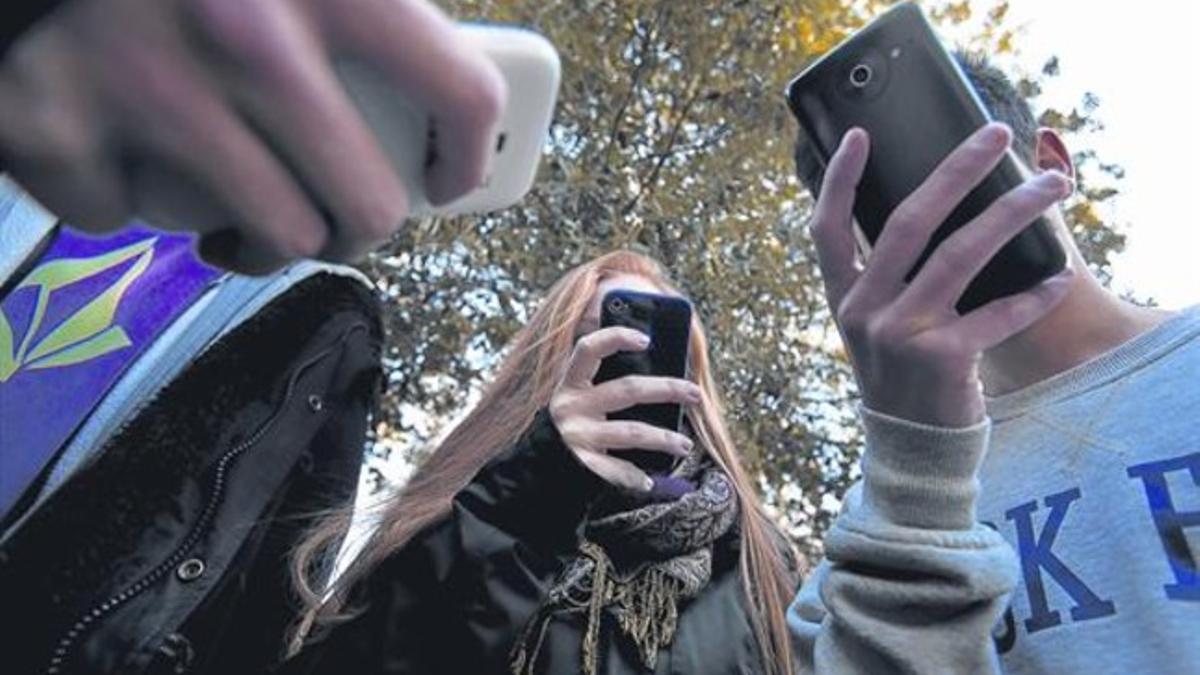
(864, 382), (985, 428)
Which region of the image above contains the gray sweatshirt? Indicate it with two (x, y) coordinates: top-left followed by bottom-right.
(789, 306), (1200, 674)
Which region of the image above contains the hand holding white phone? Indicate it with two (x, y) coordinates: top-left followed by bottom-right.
(337, 25), (561, 218)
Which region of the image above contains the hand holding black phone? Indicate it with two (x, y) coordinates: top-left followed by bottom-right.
(786, 2), (1066, 313)
(592, 290), (692, 475)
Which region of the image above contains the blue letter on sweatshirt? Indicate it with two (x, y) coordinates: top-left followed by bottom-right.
(1127, 452), (1200, 601)
(1006, 488), (1117, 633)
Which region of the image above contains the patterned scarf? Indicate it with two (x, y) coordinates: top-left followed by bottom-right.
(510, 450), (739, 675)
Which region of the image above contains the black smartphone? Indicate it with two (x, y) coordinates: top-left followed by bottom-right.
(593, 289), (692, 474)
(785, 1), (1065, 313)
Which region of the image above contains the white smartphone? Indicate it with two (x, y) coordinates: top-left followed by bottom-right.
(336, 24), (560, 218)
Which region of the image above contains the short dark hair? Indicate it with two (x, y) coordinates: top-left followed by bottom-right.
(958, 52), (1038, 162)
(792, 52), (1039, 194)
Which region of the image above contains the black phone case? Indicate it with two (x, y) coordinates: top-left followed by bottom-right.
(786, 2), (1065, 313)
(593, 290), (692, 474)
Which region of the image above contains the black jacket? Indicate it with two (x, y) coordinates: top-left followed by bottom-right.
(3, 1), (66, 62)
(282, 412), (771, 675)
(0, 273), (383, 675)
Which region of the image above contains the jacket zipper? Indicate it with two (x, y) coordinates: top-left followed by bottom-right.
(45, 327), (363, 674)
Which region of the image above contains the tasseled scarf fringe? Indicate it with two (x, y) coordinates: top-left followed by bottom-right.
(510, 541), (685, 675)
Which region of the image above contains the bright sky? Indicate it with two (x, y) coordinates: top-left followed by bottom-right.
(955, 1), (1200, 309)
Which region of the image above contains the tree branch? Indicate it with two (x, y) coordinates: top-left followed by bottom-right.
(621, 81), (703, 216)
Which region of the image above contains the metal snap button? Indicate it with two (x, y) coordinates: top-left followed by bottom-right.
(176, 558), (205, 582)
(307, 394), (324, 412)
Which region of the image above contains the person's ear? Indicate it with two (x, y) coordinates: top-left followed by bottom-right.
(1035, 128), (1074, 180)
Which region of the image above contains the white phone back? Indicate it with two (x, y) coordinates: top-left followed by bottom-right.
(336, 25), (560, 218)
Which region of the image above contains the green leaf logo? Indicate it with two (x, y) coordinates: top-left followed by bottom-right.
(0, 237), (156, 382)
(0, 310), (14, 381)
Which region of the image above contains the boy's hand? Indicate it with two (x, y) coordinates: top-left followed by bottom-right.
(812, 123), (1074, 427)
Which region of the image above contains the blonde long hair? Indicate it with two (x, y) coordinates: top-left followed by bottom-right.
(290, 250), (798, 674)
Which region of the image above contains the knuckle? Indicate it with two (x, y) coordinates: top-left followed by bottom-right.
(992, 193), (1028, 225)
(618, 423), (637, 444)
(548, 395), (569, 421)
(914, 333), (965, 367)
(810, 212), (833, 237)
(908, 329), (958, 361)
(629, 424), (650, 446)
(350, 192), (408, 242)
(862, 314), (899, 348)
(186, 0), (289, 75)
(576, 333), (599, 357)
(955, 144), (991, 172)
(924, 248), (959, 283)
(447, 66), (507, 129)
(836, 304), (868, 339)
(557, 418), (584, 443)
(571, 339), (595, 366)
(268, 225), (327, 260)
(936, 234), (974, 265)
(999, 296), (1035, 324)
(886, 202), (921, 233)
(19, 109), (94, 164)
(861, 315), (885, 344)
(109, 41), (187, 109)
(618, 377), (640, 399)
(557, 424), (584, 446)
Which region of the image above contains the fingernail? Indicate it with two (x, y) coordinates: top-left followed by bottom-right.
(1035, 171), (1071, 196)
(648, 476), (697, 501)
(841, 127), (868, 155)
(982, 123), (1011, 149)
(678, 437), (694, 455)
(641, 475), (655, 493)
(635, 333), (651, 348)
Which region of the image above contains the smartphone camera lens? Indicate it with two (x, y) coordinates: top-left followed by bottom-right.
(608, 297), (628, 315)
(849, 63), (873, 88)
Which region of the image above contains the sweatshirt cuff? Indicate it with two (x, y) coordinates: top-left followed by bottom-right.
(858, 405), (991, 531)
